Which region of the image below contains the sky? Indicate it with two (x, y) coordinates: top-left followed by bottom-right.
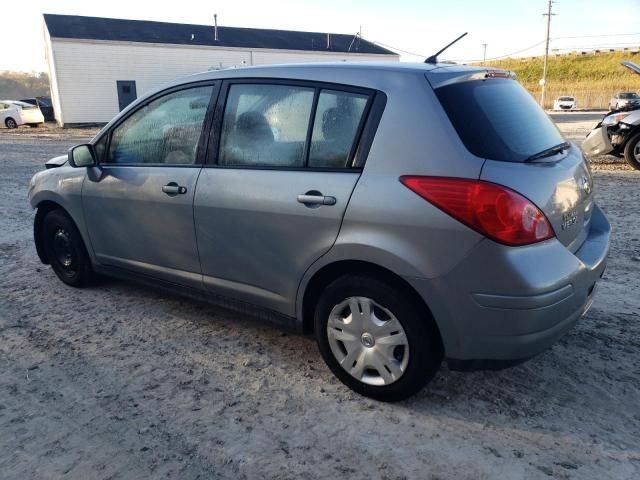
(1, 0), (639, 72)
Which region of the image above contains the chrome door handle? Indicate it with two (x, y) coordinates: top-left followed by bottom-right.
(297, 194), (336, 206)
(162, 183), (187, 195)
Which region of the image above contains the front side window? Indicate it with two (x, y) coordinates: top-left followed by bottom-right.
(219, 84), (314, 167)
(106, 86), (213, 165)
(309, 90), (368, 168)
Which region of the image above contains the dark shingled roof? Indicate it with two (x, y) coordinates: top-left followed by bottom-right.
(43, 14), (396, 56)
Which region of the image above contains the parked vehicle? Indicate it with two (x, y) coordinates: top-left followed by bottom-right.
(20, 97), (55, 122)
(608, 91), (640, 111)
(28, 62), (610, 401)
(1, 100), (45, 128)
(553, 96), (576, 110)
(583, 61), (640, 169)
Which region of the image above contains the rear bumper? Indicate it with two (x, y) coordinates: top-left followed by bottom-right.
(19, 111), (45, 125)
(406, 203), (610, 367)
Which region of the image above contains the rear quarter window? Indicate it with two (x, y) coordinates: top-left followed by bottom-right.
(435, 78), (565, 162)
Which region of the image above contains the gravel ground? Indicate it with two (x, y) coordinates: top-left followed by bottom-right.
(1, 119), (639, 479)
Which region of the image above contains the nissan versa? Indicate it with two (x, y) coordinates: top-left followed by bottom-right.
(28, 62), (610, 401)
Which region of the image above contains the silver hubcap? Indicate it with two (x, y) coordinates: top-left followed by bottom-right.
(327, 297), (409, 386)
(634, 142), (640, 162)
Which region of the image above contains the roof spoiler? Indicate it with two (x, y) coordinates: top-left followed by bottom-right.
(621, 60), (640, 76)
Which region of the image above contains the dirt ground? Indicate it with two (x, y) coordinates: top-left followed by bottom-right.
(1, 117), (639, 479)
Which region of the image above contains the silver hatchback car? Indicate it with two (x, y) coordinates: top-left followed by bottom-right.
(29, 63), (610, 401)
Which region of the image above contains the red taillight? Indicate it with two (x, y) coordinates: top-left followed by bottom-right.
(400, 176), (555, 246)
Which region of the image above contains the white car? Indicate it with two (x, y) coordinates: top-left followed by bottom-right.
(0, 100), (45, 128)
(553, 96), (577, 110)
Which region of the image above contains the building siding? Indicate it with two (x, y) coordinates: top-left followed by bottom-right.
(48, 37), (398, 125)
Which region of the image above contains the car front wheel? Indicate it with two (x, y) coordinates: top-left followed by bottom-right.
(314, 274), (443, 402)
(623, 132), (640, 170)
(41, 209), (97, 287)
(5, 117), (17, 129)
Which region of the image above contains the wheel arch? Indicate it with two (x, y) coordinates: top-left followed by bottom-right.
(299, 259), (441, 342)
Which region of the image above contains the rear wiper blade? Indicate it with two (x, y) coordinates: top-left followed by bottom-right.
(525, 142), (571, 162)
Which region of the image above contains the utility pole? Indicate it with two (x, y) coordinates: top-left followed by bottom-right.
(540, 0), (555, 108)
(482, 43), (488, 65)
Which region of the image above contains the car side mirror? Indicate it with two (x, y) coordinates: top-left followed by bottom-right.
(68, 144), (96, 168)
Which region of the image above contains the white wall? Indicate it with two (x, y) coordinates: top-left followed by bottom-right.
(48, 37), (398, 125)
(43, 27), (64, 124)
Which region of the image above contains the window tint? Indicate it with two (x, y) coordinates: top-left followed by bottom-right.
(107, 86), (213, 165)
(435, 78), (565, 162)
(219, 84), (314, 167)
(308, 90), (368, 168)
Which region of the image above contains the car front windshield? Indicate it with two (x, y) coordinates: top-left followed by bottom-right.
(620, 92), (639, 99)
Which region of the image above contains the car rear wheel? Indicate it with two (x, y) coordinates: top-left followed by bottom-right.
(42, 209), (97, 287)
(5, 118), (17, 129)
(28, 123), (40, 128)
(314, 274), (443, 402)
(623, 132), (640, 170)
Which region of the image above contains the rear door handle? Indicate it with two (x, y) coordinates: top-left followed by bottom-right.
(297, 193), (336, 206)
(162, 182), (187, 195)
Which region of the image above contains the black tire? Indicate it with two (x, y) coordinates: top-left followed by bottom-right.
(28, 123), (40, 128)
(41, 209), (97, 287)
(5, 117), (17, 129)
(314, 274), (443, 402)
(623, 132), (640, 170)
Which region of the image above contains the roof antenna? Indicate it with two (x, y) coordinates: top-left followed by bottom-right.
(348, 30), (361, 52)
(424, 32), (468, 64)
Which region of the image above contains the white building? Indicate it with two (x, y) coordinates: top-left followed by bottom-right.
(43, 14), (399, 126)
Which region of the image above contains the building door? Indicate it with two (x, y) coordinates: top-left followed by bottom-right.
(116, 80), (137, 111)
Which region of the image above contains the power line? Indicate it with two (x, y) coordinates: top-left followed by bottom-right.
(373, 32), (640, 64)
(451, 40), (546, 63)
(553, 32), (640, 39)
(371, 40), (426, 58)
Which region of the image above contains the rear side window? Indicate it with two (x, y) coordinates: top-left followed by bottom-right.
(218, 83), (372, 169)
(219, 84), (314, 167)
(309, 90), (368, 168)
(435, 78), (565, 162)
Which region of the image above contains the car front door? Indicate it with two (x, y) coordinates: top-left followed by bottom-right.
(194, 81), (377, 315)
(82, 82), (218, 288)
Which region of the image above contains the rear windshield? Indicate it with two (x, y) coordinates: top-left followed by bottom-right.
(435, 78), (565, 162)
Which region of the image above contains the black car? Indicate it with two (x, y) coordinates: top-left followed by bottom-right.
(20, 97), (54, 122)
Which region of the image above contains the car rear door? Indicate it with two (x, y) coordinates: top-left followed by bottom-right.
(82, 82), (219, 288)
(194, 80), (379, 316)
